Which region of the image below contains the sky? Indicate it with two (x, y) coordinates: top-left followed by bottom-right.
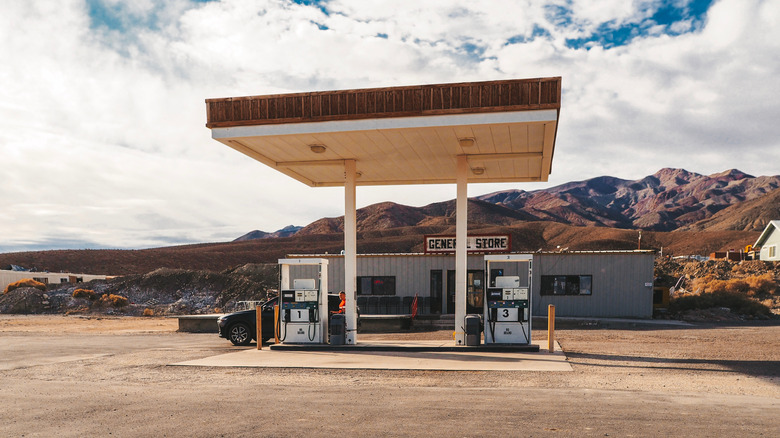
(1, 0), (779, 252)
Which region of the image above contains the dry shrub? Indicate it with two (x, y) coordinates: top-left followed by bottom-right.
(689, 274), (718, 294)
(726, 279), (750, 295)
(690, 274), (777, 298)
(744, 273), (777, 296)
(3, 278), (47, 294)
(142, 308), (155, 317)
(73, 289), (96, 300)
(97, 294), (129, 307)
(670, 290), (772, 317)
(672, 273), (778, 317)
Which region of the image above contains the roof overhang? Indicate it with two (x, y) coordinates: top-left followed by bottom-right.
(754, 220), (780, 247)
(206, 77), (561, 187)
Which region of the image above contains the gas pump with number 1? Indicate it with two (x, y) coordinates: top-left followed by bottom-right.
(277, 258), (329, 344)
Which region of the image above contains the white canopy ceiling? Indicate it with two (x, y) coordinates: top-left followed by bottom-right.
(207, 77), (561, 187)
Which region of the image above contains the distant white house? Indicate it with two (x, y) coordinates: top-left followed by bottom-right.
(1, 270), (108, 292)
(754, 220), (780, 261)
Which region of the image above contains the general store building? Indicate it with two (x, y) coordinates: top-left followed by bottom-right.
(289, 248), (656, 319)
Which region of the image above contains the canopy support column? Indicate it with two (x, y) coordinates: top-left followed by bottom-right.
(344, 159), (358, 344)
(454, 155), (468, 345)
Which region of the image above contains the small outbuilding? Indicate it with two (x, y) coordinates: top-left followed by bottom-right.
(754, 220), (780, 261)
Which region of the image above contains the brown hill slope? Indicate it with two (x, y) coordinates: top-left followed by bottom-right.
(296, 199), (535, 235)
(478, 168), (780, 231)
(0, 223), (758, 276)
(679, 187), (780, 232)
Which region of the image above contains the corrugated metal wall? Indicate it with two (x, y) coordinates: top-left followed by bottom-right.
(291, 252), (654, 318)
(533, 253), (654, 318)
(321, 254), (482, 294)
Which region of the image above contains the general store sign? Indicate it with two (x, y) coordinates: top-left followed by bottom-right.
(424, 235), (511, 254)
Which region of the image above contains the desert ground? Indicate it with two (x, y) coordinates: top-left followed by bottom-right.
(1, 315), (778, 437)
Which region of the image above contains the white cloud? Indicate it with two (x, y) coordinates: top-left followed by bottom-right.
(0, 0), (778, 252)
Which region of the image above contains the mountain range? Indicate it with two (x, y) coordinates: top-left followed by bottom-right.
(234, 225), (302, 241)
(241, 168), (780, 239)
(4, 168), (771, 276)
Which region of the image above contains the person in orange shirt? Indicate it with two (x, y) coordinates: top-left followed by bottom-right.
(331, 291), (346, 314)
(337, 291), (346, 313)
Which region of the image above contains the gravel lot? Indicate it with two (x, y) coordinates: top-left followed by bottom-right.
(1, 315), (778, 437)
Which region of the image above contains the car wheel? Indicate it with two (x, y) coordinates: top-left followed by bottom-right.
(228, 322), (252, 346)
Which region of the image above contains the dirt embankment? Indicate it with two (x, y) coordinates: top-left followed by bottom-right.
(655, 258), (780, 321)
(0, 263), (279, 316)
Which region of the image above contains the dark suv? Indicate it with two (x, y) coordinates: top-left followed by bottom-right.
(217, 294), (353, 346)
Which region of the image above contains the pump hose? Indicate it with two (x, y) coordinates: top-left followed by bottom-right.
(279, 320), (288, 342)
(519, 308), (529, 343)
(519, 320), (529, 344)
(308, 317), (316, 342)
(488, 309), (496, 343)
(277, 310), (287, 342)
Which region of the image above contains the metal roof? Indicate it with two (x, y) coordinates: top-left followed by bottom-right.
(206, 77), (561, 187)
(289, 250), (655, 258)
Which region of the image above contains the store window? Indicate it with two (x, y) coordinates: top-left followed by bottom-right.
(540, 275), (592, 296)
(357, 276), (396, 295)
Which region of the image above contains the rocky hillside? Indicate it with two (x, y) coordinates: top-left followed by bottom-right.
(0, 264), (278, 316)
(654, 258), (779, 320)
(680, 187), (780, 232)
(478, 168), (780, 231)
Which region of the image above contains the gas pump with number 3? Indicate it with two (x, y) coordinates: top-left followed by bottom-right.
(484, 255), (532, 344)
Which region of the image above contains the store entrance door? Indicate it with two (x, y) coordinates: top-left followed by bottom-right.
(446, 270), (455, 314)
(446, 269), (484, 314)
(430, 270), (443, 314)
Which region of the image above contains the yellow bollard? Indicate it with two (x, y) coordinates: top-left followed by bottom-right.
(256, 305), (262, 350)
(274, 305), (279, 344)
(547, 304), (555, 353)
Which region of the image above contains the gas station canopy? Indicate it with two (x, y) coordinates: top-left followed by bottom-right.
(206, 77), (562, 346)
(206, 77), (561, 187)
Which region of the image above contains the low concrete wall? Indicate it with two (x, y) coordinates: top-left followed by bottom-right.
(176, 314), (416, 334)
(176, 314), (224, 333)
(359, 315), (412, 333)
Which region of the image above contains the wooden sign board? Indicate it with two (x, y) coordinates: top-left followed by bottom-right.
(424, 234), (511, 254)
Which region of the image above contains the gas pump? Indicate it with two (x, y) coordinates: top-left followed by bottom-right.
(277, 258), (328, 344)
(484, 254), (532, 344)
